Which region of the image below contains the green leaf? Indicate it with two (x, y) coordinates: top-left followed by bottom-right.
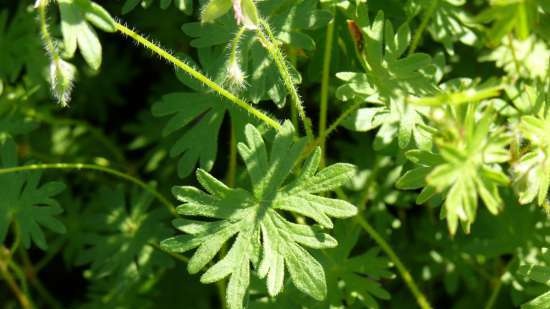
(58, 0), (114, 70)
(201, 0), (232, 24)
(0, 137), (66, 250)
(399, 105), (511, 234)
(161, 122), (357, 309)
(76, 186), (172, 280)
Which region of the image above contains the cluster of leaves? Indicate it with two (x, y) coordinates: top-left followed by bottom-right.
(0, 0), (549, 309)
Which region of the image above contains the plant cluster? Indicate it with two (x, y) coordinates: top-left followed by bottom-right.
(0, 0), (549, 308)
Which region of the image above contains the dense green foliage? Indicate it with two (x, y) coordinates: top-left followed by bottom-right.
(0, 0), (549, 308)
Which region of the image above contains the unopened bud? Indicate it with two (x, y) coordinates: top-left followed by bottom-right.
(225, 60), (246, 90)
(232, 0), (259, 30)
(49, 58), (76, 107)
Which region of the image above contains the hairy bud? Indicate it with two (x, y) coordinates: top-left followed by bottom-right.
(49, 58), (76, 107)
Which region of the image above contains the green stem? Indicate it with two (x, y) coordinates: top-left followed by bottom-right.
(301, 99), (365, 159)
(355, 216), (433, 309)
(408, 0), (439, 55)
(38, 1), (59, 62)
(319, 10), (336, 166)
(484, 257), (515, 309)
(256, 19), (313, 139)
(148, 242), (189, 264)
(507, 33), (522, 78)
(114, 22), (282, 132)
(0, 249), (34, 309)
(0, 163), (176, 214)
(19, 249), (62, 309)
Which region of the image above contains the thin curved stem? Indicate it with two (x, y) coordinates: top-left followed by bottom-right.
(114, 22), (282, 132)
(256, 19), (313, 139)
(0, 163), (176, 215)
(355, 216), (433, 309)
(19, 249), (62, 309)
(408, 0), (439, 55)
(0, 249), (34, 309)
(484, 257), (516, 309)
(301, 99), (366, 159)
(319, 9), (336, 165)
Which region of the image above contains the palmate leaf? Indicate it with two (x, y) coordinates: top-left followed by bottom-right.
(76, 187), (172, 281)
(338, 10), (441, 149)
(518, 248), (550, 309)
(513, 81), (550, 206)
(0, 137), (66, 250)
(476, 0), (547, 46)
(406, 0), (477, 55)
(0, 5), (48, 84)
(397, 105), (511, 235)
(161, 122), (357, 309)
(152, 48), (254, 178)
(57, 0), (116, 70)
(480, 36), (549, 80)
(319, 222), (392, 308)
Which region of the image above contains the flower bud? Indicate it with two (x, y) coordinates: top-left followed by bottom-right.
(49, 58), (76, 107)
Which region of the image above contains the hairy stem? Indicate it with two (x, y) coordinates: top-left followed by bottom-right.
(114, 22), (282, 132)
(408, 0), (439, 55)
(256, 19), (313, 139)
(0, 163), (176, 214)
(355, 216), (433, 309)
(319, 9), (336, 165)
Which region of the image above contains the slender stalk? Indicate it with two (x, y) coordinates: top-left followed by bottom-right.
(319, 9), (336, 166)
(408, 0), (439, 55)
(256, 19), (313, 139)
(484, 257), (515, 309)
(114, 22), (282, 132)
(38, 1), (59, 62)
(19, 250), (62, 309)
(355, 216), (433, 309)
(148, 242), (189, 264)
(0, 163), (176, 214)
(301, 99), (366, 159)
(507, 33), (522, 78)
(0, 249), (34, 309)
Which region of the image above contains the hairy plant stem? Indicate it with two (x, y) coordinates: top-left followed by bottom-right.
(319, 9), (336, 166)
(0, 248), (34, 309)
(256, 19), (313, 140)
(355, 216), (433, 309)
(114, 22), (282, 132)
(408, 0), (439, 55)
(38, 2), (59, 63)
(0, 163), (176, 214)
